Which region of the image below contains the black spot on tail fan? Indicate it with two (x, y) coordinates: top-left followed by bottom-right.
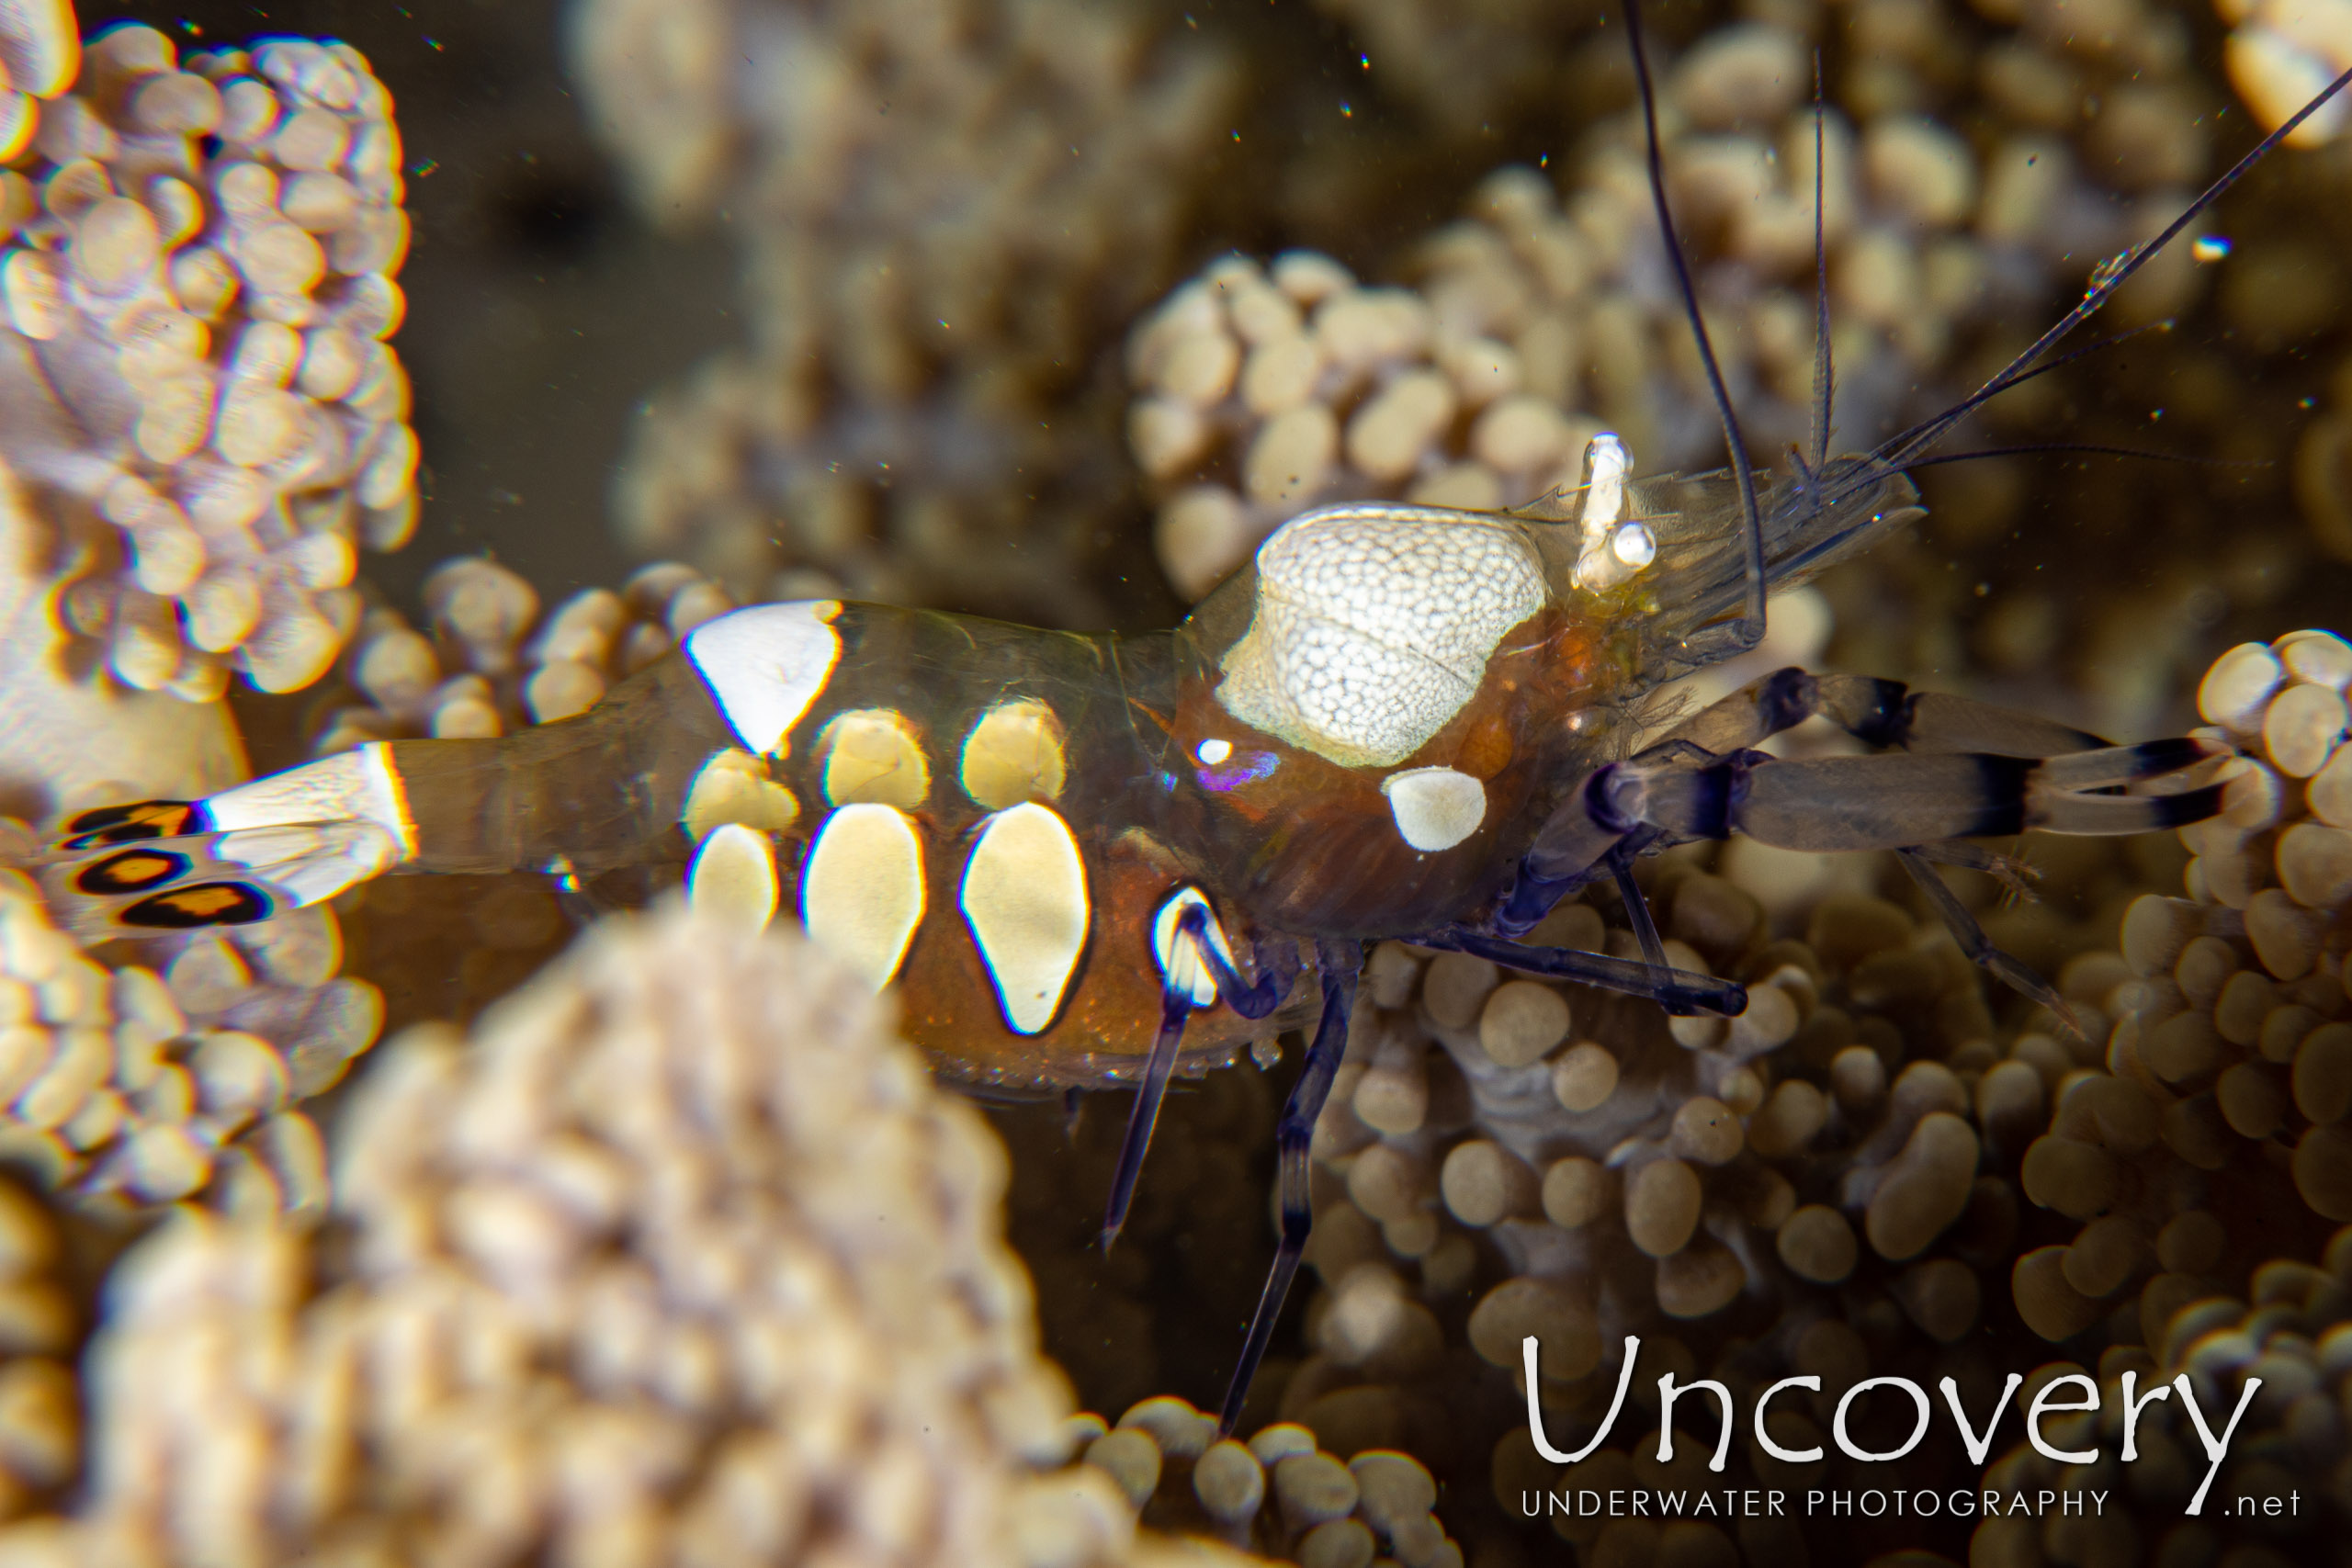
(73, 849), (193, 896)
(119, 882), (273, 929)
(59, 801), (202, 852)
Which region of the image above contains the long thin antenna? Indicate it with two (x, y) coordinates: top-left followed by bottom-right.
(1623, 0), (1766, 658)
(1849, 319), (2182, 445)
(1900, 441), (2267, 470)
(1807, 51), (1833, 479)
(1874, 61), (2352, 470)
(1987, 318), (2173, 389)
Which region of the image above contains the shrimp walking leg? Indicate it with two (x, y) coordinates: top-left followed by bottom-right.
(1906, 837), (2040, 895)
(1419, 928), (1746, 1016)
(1100, 905), (1296, 1252)
(1100, 987), (1196, 1256)
(1606, 845), (1690, 1010)
(1483, 841), (1732, 1016)
(1218, 940), (1361, 1437)
(1895, 846), (2078, 1027)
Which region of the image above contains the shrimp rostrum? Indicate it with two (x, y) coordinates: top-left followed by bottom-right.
(31, 8), (2352, 1433)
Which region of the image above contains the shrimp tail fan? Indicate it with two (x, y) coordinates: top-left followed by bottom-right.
(18, 750), (414, 942)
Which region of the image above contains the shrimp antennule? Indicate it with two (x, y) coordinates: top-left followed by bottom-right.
(1623, 0), (1767, 661)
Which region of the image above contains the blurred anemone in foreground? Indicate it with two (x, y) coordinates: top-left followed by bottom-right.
(0, 905), (1273, 1567)
(0, 1), (77, 163)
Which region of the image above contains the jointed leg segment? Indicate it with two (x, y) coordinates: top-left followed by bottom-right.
(1217, 940), (1362, 1436)
(1895, 848), (2080, 1031)
(1421, 928), (1745, 1017)
(1101, 908), (1295, 1253)
(1510, 666), (2227, 1021)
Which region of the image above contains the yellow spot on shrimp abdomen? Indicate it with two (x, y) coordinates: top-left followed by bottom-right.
(683, 749), (800, 841)
(820, 709), (931, 809)
(958, 700), (1069, 809)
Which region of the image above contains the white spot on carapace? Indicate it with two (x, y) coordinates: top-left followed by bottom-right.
(959, 700), (1068, 808)
(682, 601), (842, 756)
(802, 803), (924, 992)
(1196, 738), (1232, 765)
(820, 708), (930, 808)
(1152, 886), (1238, 1008)
(1215, 502), (1546, 768)
(1382, 766), (1487, 852)
(687, 822), (779, 931)
(960, 802), (1089, 1034)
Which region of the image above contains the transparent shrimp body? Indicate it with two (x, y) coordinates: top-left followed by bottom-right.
(1139, 428), (1923, 940)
